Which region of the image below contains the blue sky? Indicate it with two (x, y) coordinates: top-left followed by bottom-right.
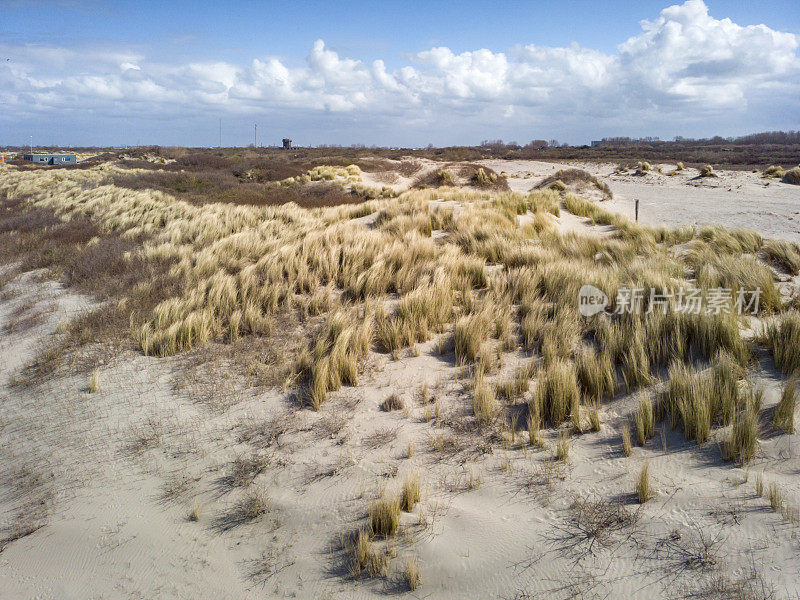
(2, 0), (799, 147)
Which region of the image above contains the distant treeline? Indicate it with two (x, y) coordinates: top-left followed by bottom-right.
(3, 130), (799, 168)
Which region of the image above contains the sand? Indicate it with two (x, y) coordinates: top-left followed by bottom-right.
(2, 163), (800, 599)
(481, 159), (800, 242)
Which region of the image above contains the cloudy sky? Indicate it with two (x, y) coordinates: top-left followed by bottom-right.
(2, 0), (799, 147)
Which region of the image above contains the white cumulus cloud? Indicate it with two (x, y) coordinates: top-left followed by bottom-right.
(1, 0), (797, 144)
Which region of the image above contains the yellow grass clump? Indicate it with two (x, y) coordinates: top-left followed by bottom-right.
(773, 379), (797, 434)
(370, 491), (401, 537)
(536, 360), (580, 427)
(400, 471), (421, 512)
(637, 462), (653, 503)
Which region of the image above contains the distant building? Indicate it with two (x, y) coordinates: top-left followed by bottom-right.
(282, 138), (292, 149)
(23, 153), (77, 165)
(590, 140), (603, 147)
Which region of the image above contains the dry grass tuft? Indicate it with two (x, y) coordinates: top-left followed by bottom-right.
(214, 488), (269, 531)
(621, 424), (632, 457)
(773, 379), (797, 433)
(783, 166), (800, 185)
(380, 393), (404, 412)
(404, 556), (421, 590)
(454, 311), (491, 364)
(240, 488), (269, 520)
(347, 528), (388, 579)
(699, 164), (717, 178)
(726, 406), (758, 466)
(527, 407), (541, 447)
(400, 471), (421, 512)
(588, 402), (601, 432)
(635, 396), (654, 446)
(763, 311), (800, 375)
(768, 482), (784, 512)
(636, 462), (653, 503)
(370, 492), (401, 537)
(537, 360), (580, 427)
(763, 165), (785, 178)
(88, 369), (100, 393)
(229, 452), (269, 488)
(755, 473), (765, 497)
(472, 373), (497, 426)
(534, 168), (612, 200)
(556, 431), (571, 462)
(761, 239), (800, 275)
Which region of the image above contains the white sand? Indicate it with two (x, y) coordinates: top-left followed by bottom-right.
(481, 159), (800, 242)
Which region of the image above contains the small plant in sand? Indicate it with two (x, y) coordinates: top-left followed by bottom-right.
(188, 503), (201, 522)
(406, 441), (414, 459)
(400, 471), (421, 512)
(635, 396), (654, 446)
(548, 179), (567, 191)
(676, 162), (685, 171)
(381, 393), (404, 412)
(756, 473), (765, 498)
(621, 423), (632, 457)
(773, 378), (797, 434)
(556, 431), (571, 462)
(89, 369), (100, 393)
(587, 402), (601, 432)
(468, 468), (482, 489)
(768, 482), (784, 512)
(472, 374), (496, 426)
(473, 167), (497, 187)
(404, 556), (421, 590)
(240, 488), (269, 521)
(348, 528), (388, 579)
(636, 161), (651, 174)
(527, 409), (541, 447)
(726, 407), (758, 465)
(438, 170), (455, 186)
(229, 452), (269, 488)
(636, 462), (653, 503)
(699, 164), (717, 178)
(755, 473), (765, 497)
(370, 491), (400, 536)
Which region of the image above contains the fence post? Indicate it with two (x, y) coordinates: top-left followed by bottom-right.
(635, 199), (639, 222)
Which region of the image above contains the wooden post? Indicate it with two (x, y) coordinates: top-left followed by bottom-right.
(635, 199), (639, 222)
